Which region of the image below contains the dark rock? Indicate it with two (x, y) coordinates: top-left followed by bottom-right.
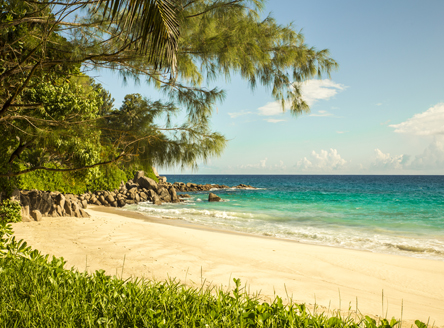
(134, 170), (145, 182)
(31, 210), (42, 222)
(64, 200), (73, 216)
(208, 193), (222, 202)
(79, 208), (90, 218)
(55, 193), (65, 210)
(169, 187), (179, 203)
(98, 195), (107, 206)
(117, 199), (126, 207)
(158, 187), (171, 202)
(147, 190), (157, 201)
(152, 195), (162, 205)
(21, 205), (30, 221)
(126, 200), (136, 205)
(56, 205), (64, 217)
(140, 192), (148, 201)
(137, 176), (158, 192)
(72, 202), (81, 217)
(105, 195), (115, 203)
(126, 180), (139, 190)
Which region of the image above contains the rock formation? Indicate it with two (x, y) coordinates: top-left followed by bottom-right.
(12, 169), (257, 221)
(208, 193), (222, 202)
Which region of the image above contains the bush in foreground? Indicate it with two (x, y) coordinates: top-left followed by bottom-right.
(0, 218), (430, 327)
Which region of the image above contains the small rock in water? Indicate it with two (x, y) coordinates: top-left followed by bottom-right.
(208, 193), (222, 202)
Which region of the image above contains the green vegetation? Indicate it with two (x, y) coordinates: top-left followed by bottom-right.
(0, 195), (431, 327)
(1, 0), (337, 188)
(0, 199), (21, 224)
(0, 230), (429, 327)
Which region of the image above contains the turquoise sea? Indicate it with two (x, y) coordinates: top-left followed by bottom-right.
(126, 175), (444, 261)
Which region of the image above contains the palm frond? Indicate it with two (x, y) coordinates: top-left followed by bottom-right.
(99, 0), (180, 69)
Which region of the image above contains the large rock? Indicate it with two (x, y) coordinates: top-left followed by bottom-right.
(137, 176), (158, 192)
(208, 193), (222, 202)
(158, 176), (167, 183)
(126, 180), (139, 190)
(134, 171), (145, 182)
(157, 187), (171, 202)
(152, 195), (162, 205)
(147, 190), (157, 201)
(140, 192), (148, 201)
(20, 205), (30, 221)
(98, 195), (107, 206)
(105, 194), (115, 203)
(31, 210), (42, 222)
(169, 187), (179, 203)
(55, 193), (65, 210)
(64, 200), (73, 216)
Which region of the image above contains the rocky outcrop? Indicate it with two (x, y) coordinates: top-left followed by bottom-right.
(170, 182), (255, 192)
(13, 170), (257, 222)
(19, 190), (90, 221)
(208, 193), (222, 202)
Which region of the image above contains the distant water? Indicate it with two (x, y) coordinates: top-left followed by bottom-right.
(125, 175), (444, 261)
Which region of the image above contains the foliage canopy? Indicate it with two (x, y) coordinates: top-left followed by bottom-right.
(0, 0), (337, 190)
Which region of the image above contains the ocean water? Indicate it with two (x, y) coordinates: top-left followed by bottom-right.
(125, 175), (444, 261)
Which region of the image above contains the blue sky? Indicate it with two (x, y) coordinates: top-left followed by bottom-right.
(93, 0), (444, 174)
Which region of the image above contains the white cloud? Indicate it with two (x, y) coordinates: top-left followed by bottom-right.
(257, 79), (346, 116)
(264, 118), (286, 123)
(309, 110), (333, 117)
(336, 131), (348, 134)
(298, 79), (346, 106)
(257, 102), (283, 116)
(380, 119), (391, 126)
(389, 103), (444, 136)
(409, 138), (444, 170)
(274, 160), (287, 170)
(296, 149), (347, 171)
(372, 149), (409, 170)
(239, 158), (268, 169)
(228, 110), (252, 119)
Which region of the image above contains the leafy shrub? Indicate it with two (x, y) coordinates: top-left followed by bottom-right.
(0, 199), (22, 223)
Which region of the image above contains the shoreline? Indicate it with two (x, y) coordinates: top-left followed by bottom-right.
(11, 206), (444, 326)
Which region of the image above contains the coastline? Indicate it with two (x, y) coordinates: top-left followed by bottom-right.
(11, 206), (444, 326)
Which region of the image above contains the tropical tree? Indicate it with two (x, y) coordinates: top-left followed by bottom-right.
(0, 0), (338, 185)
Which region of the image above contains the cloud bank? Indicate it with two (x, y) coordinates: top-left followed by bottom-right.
(390, 103), (444, 135)
(257, 79), (346, 118)
(296, 149), (347, 171)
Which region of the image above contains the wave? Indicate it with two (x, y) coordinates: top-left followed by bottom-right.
(127, 202), (444, 261)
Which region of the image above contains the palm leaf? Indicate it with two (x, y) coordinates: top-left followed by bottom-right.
(99, 0), (180, 69)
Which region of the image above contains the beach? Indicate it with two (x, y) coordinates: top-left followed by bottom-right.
(11, 206), (444, 327)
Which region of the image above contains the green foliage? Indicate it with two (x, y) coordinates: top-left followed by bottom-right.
(87, 164), (129, 191)
(0, 199), (22, 224)
(16, 164), (88, 195)
(12, 163), (159, 194)
(2, 0), (338, 181)
(0, 251), (410, 327)
(0, 224), (427, 328)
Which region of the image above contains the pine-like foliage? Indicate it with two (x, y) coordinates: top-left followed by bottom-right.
(0, 0), (337, 186)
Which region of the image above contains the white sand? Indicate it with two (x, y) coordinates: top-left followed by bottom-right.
(11, 206), (444, 326)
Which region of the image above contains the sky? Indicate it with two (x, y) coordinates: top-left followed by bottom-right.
(92, 0), (444, 175)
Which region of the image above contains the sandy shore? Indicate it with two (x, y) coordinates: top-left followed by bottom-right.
(11, 206), (444, 326)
